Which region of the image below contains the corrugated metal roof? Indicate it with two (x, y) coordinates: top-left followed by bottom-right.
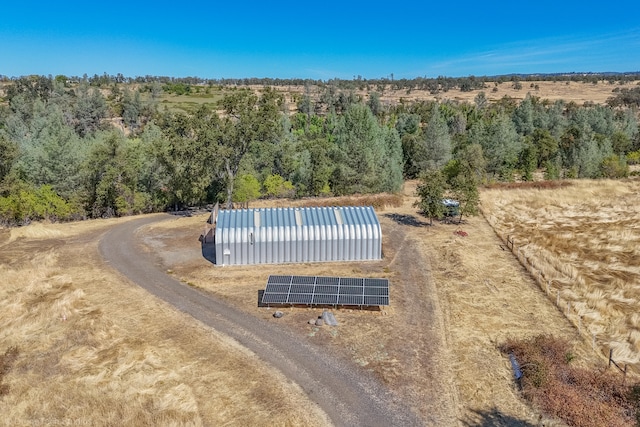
(217, 206), (379, 228)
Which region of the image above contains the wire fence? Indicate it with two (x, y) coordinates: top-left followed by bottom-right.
(482, 210), (633, 382)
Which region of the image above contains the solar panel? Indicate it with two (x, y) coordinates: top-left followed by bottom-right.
(316, 276), (340, 285)
(267, 284), (291, 294)
(288, 293), (313, 304)
(364, 286), (389, 296)
(290, 284), (314, 294)
(292, 275), (315, 284)
(316, 285), (339, 294)
(364, 295), (389, 306)
(338, 294), (363, 305)
(262, 293), (288, 304)
(313, 294), (338, 305)
(339, 286), (362, 295)
(340, 277), (363, 286)
(364, 278), (388, 287)
(268, 275), (292, 284)
(262, 275), (389, 307)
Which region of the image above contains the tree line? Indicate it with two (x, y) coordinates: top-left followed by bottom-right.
(0, 75), (638, 225)
(3, 72), (640, 95)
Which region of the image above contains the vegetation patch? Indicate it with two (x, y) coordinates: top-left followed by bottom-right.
(0, 346), (19, 397)
(501, 335), (639, 427)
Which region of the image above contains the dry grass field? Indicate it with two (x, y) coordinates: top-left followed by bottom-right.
(481, 179), (640, 371)
(266, 80), (640, 113)
(0, 217), (329, 427)
(3, 179), (631, 426)
(141, 184), (595, 425)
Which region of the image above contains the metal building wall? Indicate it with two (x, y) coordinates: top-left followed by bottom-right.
(214, 206), (381, 266)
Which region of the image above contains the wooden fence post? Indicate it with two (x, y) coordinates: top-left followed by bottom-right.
(609, 348), (613, 368)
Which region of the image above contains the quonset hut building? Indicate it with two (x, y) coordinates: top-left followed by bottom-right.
(213, 206), (382, 266)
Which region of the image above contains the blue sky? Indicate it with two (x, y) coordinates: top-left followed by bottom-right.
(1, 1), (639, 80)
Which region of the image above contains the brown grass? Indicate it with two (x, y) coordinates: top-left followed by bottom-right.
(147, 183), (594, 425)
(0, 218), (329, 426)
(259, 80), (640, 113)
(5, 179), (629, 425)
(481, 178), (640, 370)
(501, 335), (638, 427)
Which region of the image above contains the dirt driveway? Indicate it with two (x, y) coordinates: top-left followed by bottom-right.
(100, 215), (426, 426)
(137, 184), (589, 426)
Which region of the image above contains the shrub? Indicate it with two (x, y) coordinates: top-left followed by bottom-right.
(0, 185), (82, 225)
(626, 150), (640, 165)
(263, 174), (295, 198)
(500, 335), (639, 426)
(600, 155), (629, 179)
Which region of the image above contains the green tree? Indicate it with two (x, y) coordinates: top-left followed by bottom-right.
(450, 169), (479, 223)
(232, 174), (261, 208)
(381, 125), (404, 192)
(414, 169), (446, 225)
(519, 139), (538, 181)
(263, 174), (294, 198)
(154, 110), (218, 209)
(513, 94), (535, 136)
(295, 136), (335, 196)
(600, 155), (629, 178)
(82, 131), (152, 217)
(332, 103), (386, 194)
(73, 84), (107, 137)
(218, 88), (283, 208)
(416, 106), (452, 172)
(474, 113), (522, 179)
(18, 104), (86, 199)
(396, 113), (421, 178)
(531, 129), (559, 167)
(560, 124), (611, 178)
(367, 92), (382, 117)
(122, 89), (143, 132)
(0, 133), (18, 191)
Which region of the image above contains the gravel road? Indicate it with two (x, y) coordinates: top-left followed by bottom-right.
(99, 214), (424, 427)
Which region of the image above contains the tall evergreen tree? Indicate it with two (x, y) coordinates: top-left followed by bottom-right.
(416, 107), (451, 171)
(333, 103), (386, 194)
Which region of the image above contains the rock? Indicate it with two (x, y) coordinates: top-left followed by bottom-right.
(273, 311), (284, 318)
(308, 319), (316, 325)
(322, 311), (338, 326)
(315, 318), (324, 327)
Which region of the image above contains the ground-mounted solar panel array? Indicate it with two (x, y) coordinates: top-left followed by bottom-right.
(262, 275), (389, 307)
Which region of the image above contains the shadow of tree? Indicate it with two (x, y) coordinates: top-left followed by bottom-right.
(462, 408), (538, 427)
(383, 213), (429, 227)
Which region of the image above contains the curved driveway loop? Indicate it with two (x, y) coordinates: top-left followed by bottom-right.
(99, 215), (423, 427)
